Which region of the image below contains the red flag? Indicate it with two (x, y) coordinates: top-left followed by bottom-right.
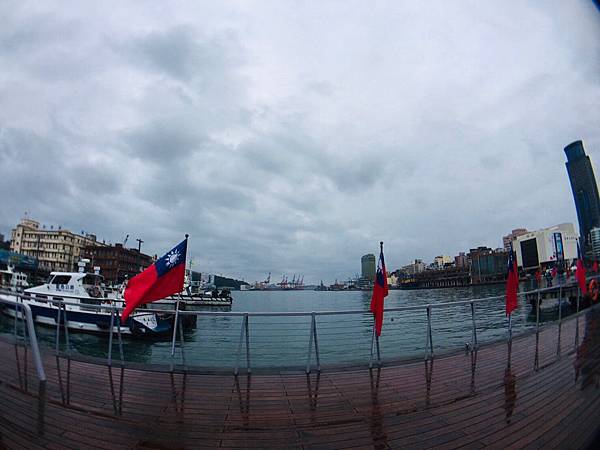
(576, 243), (587, 295)
(505, 245), (518, 316)
(593, 260), (598, 273)
(370, 242), (389, 336)
(121, 238), (187, 323)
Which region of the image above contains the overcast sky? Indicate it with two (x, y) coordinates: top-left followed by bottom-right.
(1, 1), (600, 283)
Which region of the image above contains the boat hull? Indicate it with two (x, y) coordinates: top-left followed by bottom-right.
(0, 295), (172, 337)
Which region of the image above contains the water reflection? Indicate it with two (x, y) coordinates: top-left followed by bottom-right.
(424, 359), (433, 406)
(306, 373), (320, 413)
(108, 366), (124, 415)
(504, 342), (517, 424)
(0, 285), (572, 369)
(470, 350), (478, 394)
(368, 368), (388, 449)
(234, 374), (251, 428)
(169, 372), (187, 417)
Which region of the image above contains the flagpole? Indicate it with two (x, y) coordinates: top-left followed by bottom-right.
(170, 234), (189, 362)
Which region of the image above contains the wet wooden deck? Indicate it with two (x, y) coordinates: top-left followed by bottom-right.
(0, 307), (599, 449)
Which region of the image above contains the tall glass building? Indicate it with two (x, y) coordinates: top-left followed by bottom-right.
(564, 140), (600, 256)
(361, 254), (376, 281)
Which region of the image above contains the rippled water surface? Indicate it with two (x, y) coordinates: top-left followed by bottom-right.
(1, 283), (564, 369)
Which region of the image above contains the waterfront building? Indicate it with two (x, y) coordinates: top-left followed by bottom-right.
(468, 247), (507, 284)
(590, 227), (600, 262)
(399, 259), (425, 275)
(502, 228), (528, 251)
(564, 140), (600, 256)
(361, 254), (376, 281)
(81, 243), (154, 284)
(10, 217), (103, 272)
(432, 255), (453, 269)
(513, 223), (578, 269)
(454, 252), (468, 268)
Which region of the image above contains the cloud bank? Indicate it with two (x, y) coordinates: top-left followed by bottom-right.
(1, 1), (599, 283)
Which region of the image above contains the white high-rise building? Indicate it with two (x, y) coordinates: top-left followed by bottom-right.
(513, 223), (578, 269)
(590, 227), (600, 261)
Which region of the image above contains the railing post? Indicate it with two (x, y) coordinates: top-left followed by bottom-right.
(55, 300), (62, 356)
(22, 304), (46, 383)
(107, 307), (115, 367)
(424, 306), (433, 360)
(575, 287), (580, 349)
(244, 314), (251, 374)
(170, 301), (180, 358)
(235, 314), (250, 375)
(234, 315), (245, 376)
(313, 314), (320, 372)
(178, 311), (186, 368)
(116, 308), (124, 365)
(62, 303), (70, 356)
(536, 289), (541, 334)
(306, 314), (315, 374)
(369, 320), (376, 368)
(470, 302), (478, 350)
(557, 285), (562, 357)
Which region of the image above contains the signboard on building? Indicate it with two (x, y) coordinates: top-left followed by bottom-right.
(553, 232), (564, 262)
(0, 250), (38, 270)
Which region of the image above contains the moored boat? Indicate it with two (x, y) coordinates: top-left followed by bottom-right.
(0, 262), (173, 337)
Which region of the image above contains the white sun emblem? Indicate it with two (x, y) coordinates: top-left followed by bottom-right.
(165, 249), (180, 268)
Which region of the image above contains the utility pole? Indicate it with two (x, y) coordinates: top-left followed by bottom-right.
(136, 238), (144, 252)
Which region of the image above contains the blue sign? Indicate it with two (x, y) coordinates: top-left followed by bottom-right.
(0, 250), (38, 270)
(553, 232), (564, 262)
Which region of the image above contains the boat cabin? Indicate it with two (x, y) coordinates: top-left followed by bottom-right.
(0, 266), (29, 291)
(26, 271), (109, 302)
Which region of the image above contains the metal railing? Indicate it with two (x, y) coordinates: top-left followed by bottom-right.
(0, 294), (46, 382)
(0, 278), (596, 375)
(0, 293), (47, 435)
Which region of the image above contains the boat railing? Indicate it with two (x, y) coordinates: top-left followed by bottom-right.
(0, 276), (597, 374)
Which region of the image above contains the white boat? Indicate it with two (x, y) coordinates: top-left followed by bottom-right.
(0, 261), (173, 336)
(0, 266), (29, 292)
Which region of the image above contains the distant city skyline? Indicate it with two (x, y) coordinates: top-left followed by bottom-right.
(1, 2), (599, 284)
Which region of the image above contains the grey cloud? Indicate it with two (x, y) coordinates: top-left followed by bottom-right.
(1, 1), (599, 283)
(124, 118), (207, 162)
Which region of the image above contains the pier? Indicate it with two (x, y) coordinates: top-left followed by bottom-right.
(0, 294), (599, 448)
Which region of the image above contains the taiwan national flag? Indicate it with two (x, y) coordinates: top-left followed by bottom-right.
(121, 238), (188, 323)
(505, 243), (518, 316)
(576, 242), (587, 295)
(370, 242), (389, 336)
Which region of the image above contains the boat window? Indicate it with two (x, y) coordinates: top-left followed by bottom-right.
(82, 274), (103, 286)
(50, 275), (71, 285)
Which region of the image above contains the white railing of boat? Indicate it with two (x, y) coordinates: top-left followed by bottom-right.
(0, 277), (597, 375)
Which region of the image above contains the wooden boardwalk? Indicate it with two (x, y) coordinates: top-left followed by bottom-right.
(0, 307), (599, 449)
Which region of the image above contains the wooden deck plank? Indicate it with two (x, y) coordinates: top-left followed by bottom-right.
(0, 307), (598, 449)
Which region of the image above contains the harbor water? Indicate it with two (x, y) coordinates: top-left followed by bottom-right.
(0, 284), (553, 370)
